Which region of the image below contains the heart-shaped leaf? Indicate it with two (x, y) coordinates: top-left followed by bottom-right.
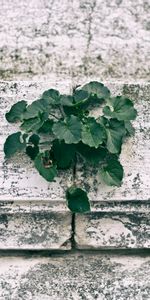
(77, 142), (107, 165)
(52, 115), (82, 144)
(5, 100), (27, 123)
(4, 132), (27, 158)
(66, 186), (90, 213)
(103, 96), (137, 121)
(51, 140), (76, 169)
(81, 81), (110, 99)
(42, 89), (60, 106)
(99, 159), (123, 187)
(34, 152), (57, 182)
(81, 117), (106, 148)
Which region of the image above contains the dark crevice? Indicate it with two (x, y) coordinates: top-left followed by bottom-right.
(0, 249), (149, 257)
(71, 213), (76, 249)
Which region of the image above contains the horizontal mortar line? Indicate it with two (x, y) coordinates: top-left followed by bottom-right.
(0, 248), (149, 257)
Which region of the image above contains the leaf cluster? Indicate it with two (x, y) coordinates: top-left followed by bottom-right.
(4, 82), (137, 213)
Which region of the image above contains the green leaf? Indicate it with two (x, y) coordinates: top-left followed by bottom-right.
(77, 142), (107, 165)
(99, 159), (123, 187)
(103, 96), (137, 121)
(21, 112), (48, 133)
(21, 117), (43, 133)
(60, 95), (74, 107)
(81, 81), (110, 100)
(38, 119), (54, 134)
(29, 134), (40, 145)
(73, 90), (89, 105)
(26, 145), (39, 160)
(51, 140), (76, 169)
(42, 89), (60, 106)
(34, 152), (57, 182)
(105, 119), (126, 154)
(4, 132), (26, 158)
(23, 98), (51, 120)
(52, 115), (82, 144)
(66, 186), (90, 213)
(125, 121), (135, 136)
(81, 117), (106, 148)
(5, 100), (27, 123)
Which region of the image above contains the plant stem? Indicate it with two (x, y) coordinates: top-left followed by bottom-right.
(49, 113), (59, 120)
(73, 152), (77, 185)
(59, 105), (66, 119)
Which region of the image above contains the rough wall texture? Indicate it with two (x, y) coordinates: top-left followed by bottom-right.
(0, 0), (149, 81)
(0, 82), (150, 252)
(0, 253), (150, 299)
(0, 82), (149, 202)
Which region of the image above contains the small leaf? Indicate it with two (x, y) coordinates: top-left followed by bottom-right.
(51, 140), (76, 169)
(34, 152), (57, 182)
(52, 115), (82, 144)
(103, 96), (137, 121)
(4, 132), (26, 158)
(125, 121), (135, 136)
(77, 142), (107, 165)
(66, 186), (90, 213)
(21, 117), (43, 133)
(21, 112), (48, 133)
(5, 100), (27, 123)
(26, 145), (39, 160)
(81, 117), (106, 148)
(105, 119), (126, 154)
(81, 81), (110, 100)
(23, 99), (50, 120)
(42, 89), (60, 106)
(38, 119), (54, 134)
(29, 134), (40, 145)
(99, 159), (123, 187)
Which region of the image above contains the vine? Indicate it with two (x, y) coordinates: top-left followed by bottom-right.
(4, 81), (137, 213)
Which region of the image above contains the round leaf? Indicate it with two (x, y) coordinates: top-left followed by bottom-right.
(4, 132), (26, 158)
(34, 152), (57, 182)
(66, 186), (90, 213)
(103, 96), (137, 121)
(81, 81), (110, 99)
(5, 100), (27, 123)
(42, 89), (60, 106)
(52, 115), (82, 144)
(51, 140), (76, 169)
(81, 117), (106, 148)
(77, 142), (107, 165)
(99, 159), (123, 187)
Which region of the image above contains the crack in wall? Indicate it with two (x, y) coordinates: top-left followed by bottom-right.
(83, 0), (97, 76)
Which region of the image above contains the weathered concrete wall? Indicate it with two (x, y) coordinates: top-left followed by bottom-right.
(0, 82), (150, 252)
(0, 253), (150, 299)
(0, 0), (149, 81)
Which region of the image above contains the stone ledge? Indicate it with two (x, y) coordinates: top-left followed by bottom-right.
(0, 253), (149, 299)
(75, 201), (150, 249)
(0, 201), (72, 250)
